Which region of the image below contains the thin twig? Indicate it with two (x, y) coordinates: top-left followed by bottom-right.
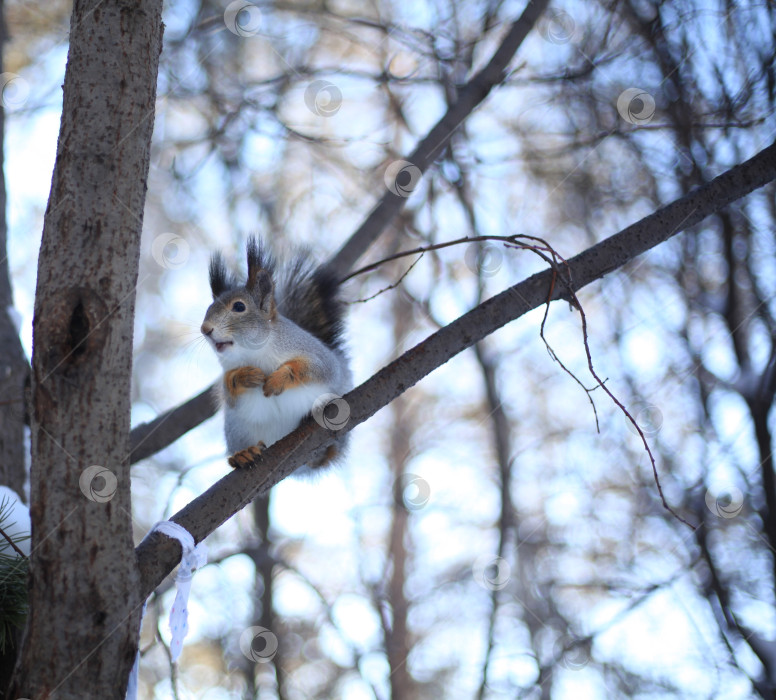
(524, 241), (603, 432)
(505, 234), (693, 528)
(346, 252), (426, 303)
(341, 234), (537, 282)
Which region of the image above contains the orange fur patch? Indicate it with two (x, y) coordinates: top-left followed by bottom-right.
(224, 366), (266, 402)
(263, 357), (310, 396)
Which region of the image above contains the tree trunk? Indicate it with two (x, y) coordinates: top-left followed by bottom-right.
(8, 1), (163, 697)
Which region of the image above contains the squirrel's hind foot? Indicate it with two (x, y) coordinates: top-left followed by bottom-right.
(228, 442), (266, 469)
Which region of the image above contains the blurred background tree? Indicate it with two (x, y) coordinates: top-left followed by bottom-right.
(3, 0), (776, 698)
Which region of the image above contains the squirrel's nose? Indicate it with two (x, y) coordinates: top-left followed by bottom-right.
(201, 322), (213, 336)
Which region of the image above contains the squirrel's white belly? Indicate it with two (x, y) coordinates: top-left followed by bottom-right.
(224, 382), (330, 453)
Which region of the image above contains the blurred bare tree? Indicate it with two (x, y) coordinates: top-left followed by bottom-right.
(521, 0), (776, 696)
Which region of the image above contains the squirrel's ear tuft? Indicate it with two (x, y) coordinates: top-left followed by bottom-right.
(254, 269), (277, 319)
(246, 236), (260, 284)
(209, 252), (230, 298)
(245, 236), (275, 291)
(245, 237), (277, 318)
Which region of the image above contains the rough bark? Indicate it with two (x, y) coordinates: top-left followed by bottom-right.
(136, 138), (776, 599)
(8, 1), (164, 697)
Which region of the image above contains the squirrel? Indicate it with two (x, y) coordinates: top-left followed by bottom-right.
(201, 237), (352, 470)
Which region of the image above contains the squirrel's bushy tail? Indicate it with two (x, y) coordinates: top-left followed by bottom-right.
(274, 247), (346, 352)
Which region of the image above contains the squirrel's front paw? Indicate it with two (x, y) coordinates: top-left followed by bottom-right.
(228, 442), (266, 469)
(225, 366), (266, 399)
(263, 358), (310, 396)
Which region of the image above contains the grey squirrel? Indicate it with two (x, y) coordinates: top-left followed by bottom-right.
(201, 237), (352, 469)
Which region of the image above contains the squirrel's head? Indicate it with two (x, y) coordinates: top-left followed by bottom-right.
(201, 237), (277, 361)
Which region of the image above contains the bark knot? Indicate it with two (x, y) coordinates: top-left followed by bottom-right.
(68, 300), (90, 360)
(38, 287), (109, 374)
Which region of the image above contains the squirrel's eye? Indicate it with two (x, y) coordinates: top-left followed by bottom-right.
(232, 301), (246, 312)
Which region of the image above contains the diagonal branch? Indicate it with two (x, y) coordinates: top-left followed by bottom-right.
(129, 386), (215, 464)
(326, 0), (550, 277)
(136, 138), (776, 597)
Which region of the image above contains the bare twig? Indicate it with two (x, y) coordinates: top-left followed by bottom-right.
(341, 234), (546, 282)
(462, 231), (690, 527)
(346, 253), (426, 304)
(531, 242), (694, 528)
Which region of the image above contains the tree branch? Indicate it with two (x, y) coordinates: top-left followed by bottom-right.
(129, 385), (216, 464)
(136, 138), (776, 597)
